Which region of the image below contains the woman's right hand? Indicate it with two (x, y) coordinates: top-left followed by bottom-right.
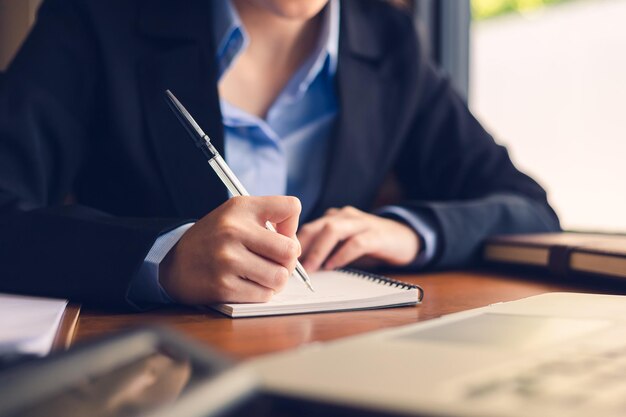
(159, 195), (302, 305)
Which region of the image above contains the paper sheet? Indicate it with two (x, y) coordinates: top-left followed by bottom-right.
(0, 293), (68, 356)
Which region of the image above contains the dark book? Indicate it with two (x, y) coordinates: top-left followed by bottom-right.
(483, 232), (626, 280)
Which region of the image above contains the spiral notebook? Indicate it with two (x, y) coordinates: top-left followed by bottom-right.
(212, 269), (424, 318)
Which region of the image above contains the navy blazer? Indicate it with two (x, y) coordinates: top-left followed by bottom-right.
(0, 0), (559, 308)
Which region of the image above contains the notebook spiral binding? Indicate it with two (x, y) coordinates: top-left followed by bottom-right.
(340, 268), (424, 302)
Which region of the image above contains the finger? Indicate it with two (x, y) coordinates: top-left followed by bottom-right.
(253, 196), (302, 237)
(235, 249), (292, 293)
(219, 274), (275, 303)
(301, 219), (367, 272)
(297, 219), (328, 254)
(335, 206), (363, 218)
(298, 207), (360, 252)
(351, 257), (383, 270)
(323, 232), (374, 270)
(242, 227), (300, 269)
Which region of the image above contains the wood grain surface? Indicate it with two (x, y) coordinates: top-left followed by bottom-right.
(73, 269), (626, 361)
(51, 303), (81, 351)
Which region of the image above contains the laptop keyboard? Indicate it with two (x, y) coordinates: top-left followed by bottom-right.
(459, 342), (626, 413)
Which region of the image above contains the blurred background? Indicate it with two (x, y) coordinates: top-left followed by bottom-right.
(471, 0), (626, 233)
(1, 0), (624, 233)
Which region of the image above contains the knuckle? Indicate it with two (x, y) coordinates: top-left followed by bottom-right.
(322, 222), (339, 237)
(282, 239), (300, 260)
(218, 222), (239, 240)
(285, 196), (302, 215)
(299, 223), (314, 236)
(273, 266), (290, 287)
(342, 205), (358, 215)
(215, 247), (237, 266)
(352, 235), (368, 250)
(286, 258), (298, 274)
(227, 195), (247, 210)
(214, 276), (236, 301)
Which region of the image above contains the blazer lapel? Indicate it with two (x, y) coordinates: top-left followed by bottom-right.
(137, 0), (228, 218)
(310, 1), (390, 219)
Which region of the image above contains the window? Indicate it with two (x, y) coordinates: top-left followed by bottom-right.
(470, 0), (626, 232)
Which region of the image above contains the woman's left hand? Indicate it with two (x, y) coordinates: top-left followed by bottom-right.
(297, 206), (420, 272)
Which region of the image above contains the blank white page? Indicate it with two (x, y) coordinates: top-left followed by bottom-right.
(213, 270), (420, 318)
(271, 271), (408, 305)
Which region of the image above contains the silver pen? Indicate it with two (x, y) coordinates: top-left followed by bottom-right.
(164, 90), (315, 293)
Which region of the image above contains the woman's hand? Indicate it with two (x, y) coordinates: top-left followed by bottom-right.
(159, 196), (302, 305)
(297, 206), (420, 272)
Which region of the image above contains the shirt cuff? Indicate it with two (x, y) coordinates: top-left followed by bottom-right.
(126, 223), (194, 309)
(376, 205), (438, 268)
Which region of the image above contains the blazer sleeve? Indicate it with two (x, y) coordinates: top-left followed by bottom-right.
(0, 0), (185, 308)
(390, 23), (560, 268)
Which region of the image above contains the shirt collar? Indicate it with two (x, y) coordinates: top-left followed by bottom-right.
(211, 0), (339, 88)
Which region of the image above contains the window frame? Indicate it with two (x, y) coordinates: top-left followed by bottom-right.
(413, 0), (471, 100)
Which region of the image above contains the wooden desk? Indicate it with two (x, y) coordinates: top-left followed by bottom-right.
(73, 269), (625, 361)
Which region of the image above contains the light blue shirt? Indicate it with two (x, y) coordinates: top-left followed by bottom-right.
(215, 0), (339, 218)
(127, 0), (437, 308)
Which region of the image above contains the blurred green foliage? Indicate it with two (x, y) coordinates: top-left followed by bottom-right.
(472, 0), (577, 20)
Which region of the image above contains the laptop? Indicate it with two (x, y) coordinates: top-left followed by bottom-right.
(247, 292), (626, 417)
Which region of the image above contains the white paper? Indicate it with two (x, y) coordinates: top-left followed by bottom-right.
(214, 270), (419, 317)
(0, 293), (68, 356)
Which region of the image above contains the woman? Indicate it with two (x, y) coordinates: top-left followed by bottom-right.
(0, 0), (559, 308)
